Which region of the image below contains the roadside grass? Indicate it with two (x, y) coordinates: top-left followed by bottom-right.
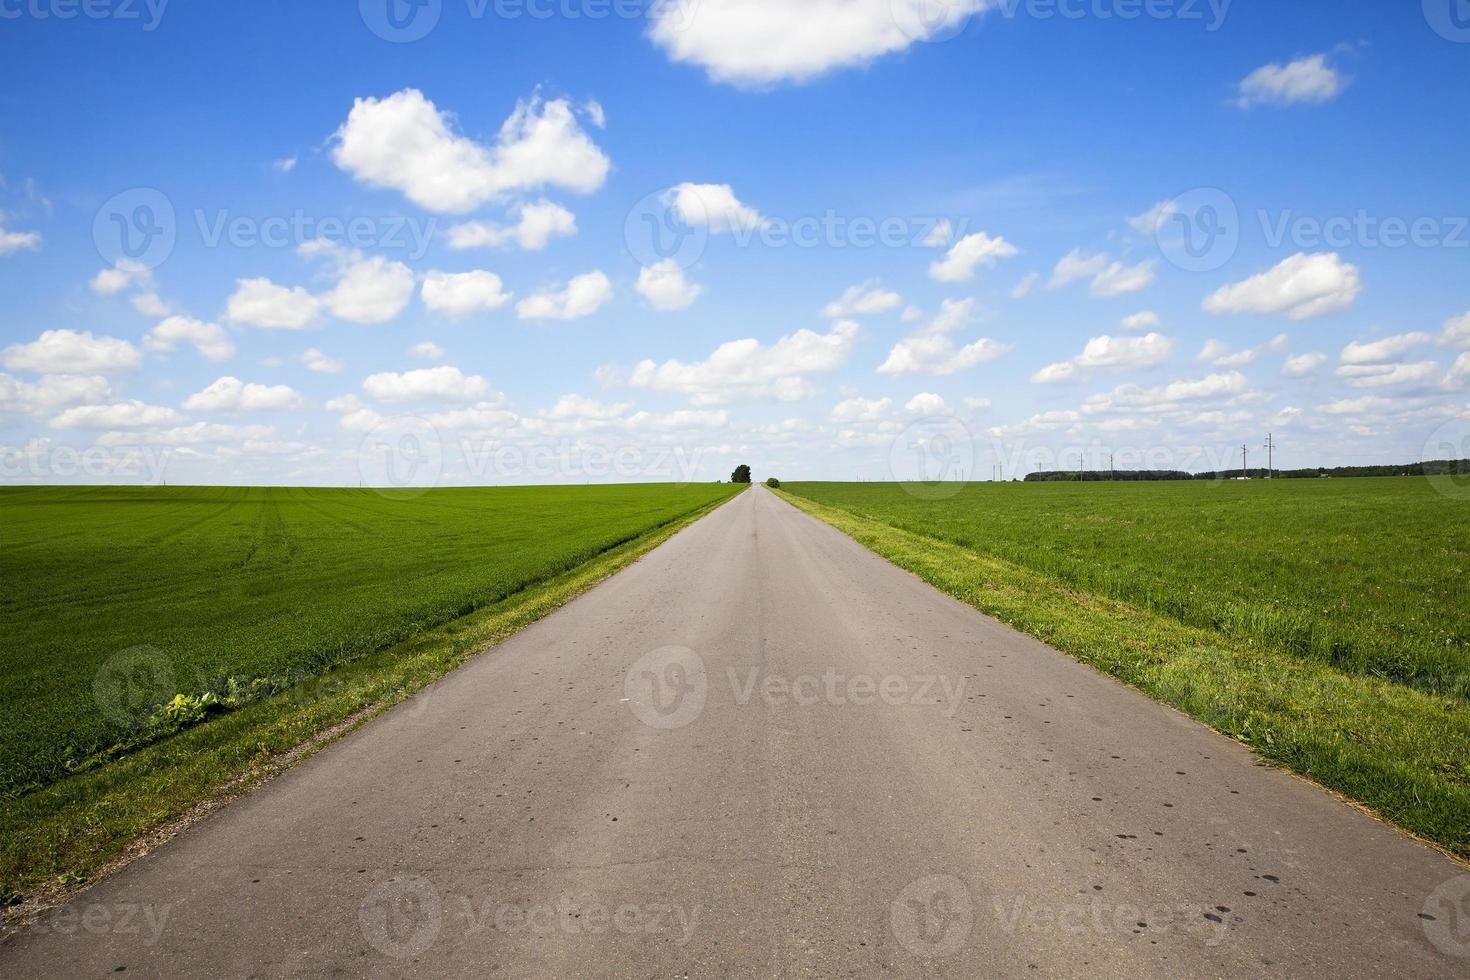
(0, 483), (741, 798)
(776, 489), (1470, 861)
(0, 492), (737, 910)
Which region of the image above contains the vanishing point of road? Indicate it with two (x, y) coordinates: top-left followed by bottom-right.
(3, 486), (1466, 977)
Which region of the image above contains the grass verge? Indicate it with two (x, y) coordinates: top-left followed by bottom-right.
(777, 489), (1470, 861)
(0, 491), (737, 914)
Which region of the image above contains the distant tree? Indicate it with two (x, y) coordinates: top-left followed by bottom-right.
(731, 464), (752, 484)
(765, 477), (781, 488)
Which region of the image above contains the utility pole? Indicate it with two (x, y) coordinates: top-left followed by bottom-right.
(1109, 453), (1115, 481)
(1241, 444), (1249, 480)
(1077, 454), (1084, 483)
(1265, 433), (1275, 479)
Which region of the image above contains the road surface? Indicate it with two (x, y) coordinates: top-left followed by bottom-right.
(3, 485), (1466, 977)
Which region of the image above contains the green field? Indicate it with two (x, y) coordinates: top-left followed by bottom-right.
(784, 478), (1469, 697)
(779, 477), (1470, 856)
(0, 483), (741, 799)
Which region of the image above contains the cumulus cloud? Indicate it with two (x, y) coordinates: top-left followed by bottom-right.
(1082, 371), (1252, 414)
(226, 278), (322, 329)
(1011, 272), (1042, 299)
(879, 299), (1009, 376)
(1441, 312), (1470, 349)
(0, 211), (41, 254)
(822, 282), (901, 318)
(331, 89), (609, 213)
(1340, 332), (1433, 365)
(830, 396), (892, 423)
(446, 200), (576, 251)
(144, 316), (236, 362)
(905, 392), (946, 415)
(1203, 252), (1361, 321)
(1049, 250), (1156, 297)
(305, 245), (415, 325)
(516, 270), (613, 321)
(422, 270), (513, 319)
(623, 320), (858, 405)
(665, 183), (766, 234)
(302, 348), (343, 374)
(646, 0), (998, 86)
(1335, 361), (1442, 389)
(408, 341), (445, 361)
(184, 376), (303, 412)
(636, 259), (702, 311)
(929, 232), (1019, 283)
(0, 373), (111, 416)
(363, 365), (490, 403)
(1031, 333), (1175, 384)
(1282, 352), (1327, 377)
(1120, 311), (1161, 332)
(2, 329), (141, 374)
(50, 400), (183, 430)
(1236, 54), (1346, 109)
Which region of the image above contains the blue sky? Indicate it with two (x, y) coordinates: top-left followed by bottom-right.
(1, 0), (1468, 486)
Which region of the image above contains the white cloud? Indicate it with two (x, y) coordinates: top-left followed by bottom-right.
(921, 219), (954, 248)
(1120, 311), (1160, 332)
(1282, 352), (1326, 377)
(1335, 361), (1442, 389)
(302, 348), (343, 374)
(331, 89), (609, 213)
(0, 373), (111, 416)
(1011, 272), (1042, 299)
(1203, 252), (1362, 321)
(0, 211), (41, 254)
(2, 329), (141, 374)
(226, 278), (322, 329)
(144, 316), (236, 362)
(184, 376), (303, 412)
(363, 366), (489, 403)
(929, 232), (1019, 283)
(1236, 54), (1346, 109)
(1441, 312), (1470, 349)
(1447, 352), (1470, 388)
(830, 396), (891, 422)
(625, 320), (858, 405)
(1126, 200), (1178, 236)
(905, 392), (946, 415)
(1082, 371), (1251, 414)
(95, 422), (276, 447)
(446, 200), (577, 251)
(422, 270), (513, 319)
(646, 0), (997, 86)
(544, 393), (632, 421)
(1032, 333), (1175, 384)
(822, 282), (901, 318)
(89, 260), (169, 316)
(408, 341), (445, 361)
(272, 155), (298, 173)
(516, 270), (613, 321)
(50, 400), (183, 430)
(1049, 249), (1155, 296)
(880, 299), (1008, 376)
(665, 183), (766, 234)
(636, 259), (702, 311)
(964, 397), (991, 412)
(1340, 332), (1433, 365)
(317, 252), (416, 324)
(1091, 259), (1157, 297)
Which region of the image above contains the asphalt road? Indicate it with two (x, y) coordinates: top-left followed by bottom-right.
(4, 485), (1467, 977)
